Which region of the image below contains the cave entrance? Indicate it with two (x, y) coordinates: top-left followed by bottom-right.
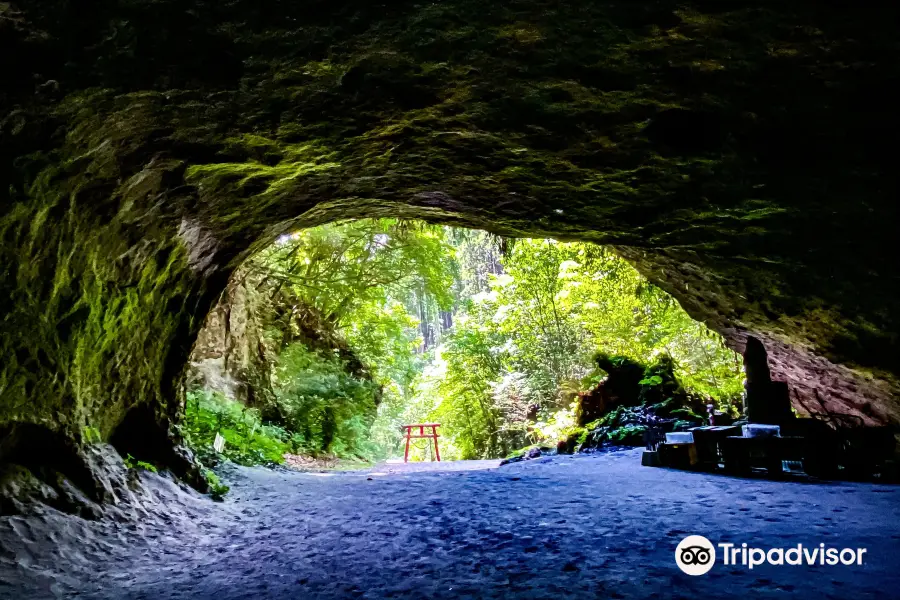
(182, 219), (743, 469)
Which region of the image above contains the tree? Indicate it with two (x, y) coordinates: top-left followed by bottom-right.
(190, 220), (743, 462)
(411, 237), (743, 458)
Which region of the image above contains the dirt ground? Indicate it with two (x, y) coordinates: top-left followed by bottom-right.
(2, 449), (899, 599)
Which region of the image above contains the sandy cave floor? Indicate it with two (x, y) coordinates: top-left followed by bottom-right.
(2, 449), (899, 599)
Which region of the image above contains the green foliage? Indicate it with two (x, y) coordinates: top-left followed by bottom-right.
(409, 237), (743, 458)
(215, 218), (457, 461)
(183, 390), (290, 467)
(606, 424), (648, 444)
(203, 468), (230, 501)
(188, 223), (742, 463)
(637, 355), (685, 406)
(82, 426), (102, 444)
(251, 219), (455, 330)
(273, 343), (380, 458)
(123, 454), (158, 473)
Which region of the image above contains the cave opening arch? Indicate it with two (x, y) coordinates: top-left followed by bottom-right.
(1, 0), (899, 486)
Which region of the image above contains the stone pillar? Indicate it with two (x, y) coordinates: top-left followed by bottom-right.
(743, 336), (794, 425)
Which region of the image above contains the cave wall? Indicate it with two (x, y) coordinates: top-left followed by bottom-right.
(2, 0), (899, 468)
(188, 273), (272, 406)
(187, 266), (376, 410)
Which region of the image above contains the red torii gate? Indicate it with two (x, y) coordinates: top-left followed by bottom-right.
(402, 423), (441, 463)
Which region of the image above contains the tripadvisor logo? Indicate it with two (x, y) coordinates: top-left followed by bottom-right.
(675, 535), (868, 575)
(676, 535), (716, 575)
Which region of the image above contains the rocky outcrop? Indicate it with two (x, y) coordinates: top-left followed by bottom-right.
(575, 354), (645, 426)
(0, 436), (203, 517)
(187, 273), (276, 407)
(2, 1), (899, 483)
(575, 354), (708, 450)
(187, 268), (378, 415)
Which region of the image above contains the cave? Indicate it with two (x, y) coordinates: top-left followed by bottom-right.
(1, 0), (899, 495)
(3, 1), (898, 471)
(2, 1), (899, 596)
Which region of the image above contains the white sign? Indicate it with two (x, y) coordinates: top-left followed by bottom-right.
(213, 432), (226, 453)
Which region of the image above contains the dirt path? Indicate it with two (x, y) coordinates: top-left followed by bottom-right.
(2, 449), (899, 599)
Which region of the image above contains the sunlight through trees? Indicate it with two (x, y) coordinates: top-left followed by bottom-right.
(186, 219), (743, 463)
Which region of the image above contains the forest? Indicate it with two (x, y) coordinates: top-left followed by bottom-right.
(183, 219), (744, 469)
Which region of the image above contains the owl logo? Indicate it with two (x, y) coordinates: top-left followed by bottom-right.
(676, 535), (716, 575)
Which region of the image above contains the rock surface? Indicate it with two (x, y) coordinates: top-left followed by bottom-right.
(2, 0), (899, 474)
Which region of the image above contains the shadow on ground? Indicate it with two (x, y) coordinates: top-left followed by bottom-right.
(2, 449), (898, 599)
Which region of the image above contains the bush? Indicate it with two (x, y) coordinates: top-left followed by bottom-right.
(202, 468), (230, 501)
(183, 390), (290, 467)
(637, 354), (683, 405)
(607, 424), (648, 445)
(272, 343), (380, 458)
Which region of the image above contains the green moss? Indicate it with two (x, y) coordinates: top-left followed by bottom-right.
(186, 139), (342, 201)
(2, 0), (899, 486)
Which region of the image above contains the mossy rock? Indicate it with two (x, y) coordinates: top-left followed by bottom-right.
(2, 0), (899, 488)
